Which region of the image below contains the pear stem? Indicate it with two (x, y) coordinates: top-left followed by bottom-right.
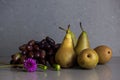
(59, 24), (71, 32)
(59, 27), (66, 31)
(80, 22), (84, 31)
(68, 24), (70, 29)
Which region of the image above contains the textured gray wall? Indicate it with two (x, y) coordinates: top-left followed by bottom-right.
(0, 0), (120, 56)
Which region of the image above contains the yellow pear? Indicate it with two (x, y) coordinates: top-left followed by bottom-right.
(77, 48), (99, 69)
(75, 22), (90, 55)
(55, 25), (76, 68)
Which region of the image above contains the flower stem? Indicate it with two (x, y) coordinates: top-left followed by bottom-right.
(53, 64), (61, 71)
(37, 64), (47, 70)
(0, 64), (23, 68)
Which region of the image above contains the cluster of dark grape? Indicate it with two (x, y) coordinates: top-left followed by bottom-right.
(10, 36), (61, 67)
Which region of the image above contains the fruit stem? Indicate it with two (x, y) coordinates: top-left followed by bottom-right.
(68, 24), (70, 29)
(59, 27), (66, 31)
(80, 22), (84, 31)
(59, 24), (70, 32)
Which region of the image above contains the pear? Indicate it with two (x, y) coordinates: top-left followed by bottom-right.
(77, 48), (99, 69)
(75, 22), (90, 55)
(55, 25), (76, 68)
(59, 24), (77, 48)
(94, 45), (112, 64)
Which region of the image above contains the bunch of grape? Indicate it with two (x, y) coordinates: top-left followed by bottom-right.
(10, 36), (61, 67)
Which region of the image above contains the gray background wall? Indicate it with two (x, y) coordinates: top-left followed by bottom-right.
(0, 0), (120, 56)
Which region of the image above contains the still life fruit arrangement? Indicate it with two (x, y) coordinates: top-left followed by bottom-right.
(1, 22), (112, 72)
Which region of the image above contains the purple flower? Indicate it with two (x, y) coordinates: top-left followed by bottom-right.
(24, 58), (37, 72)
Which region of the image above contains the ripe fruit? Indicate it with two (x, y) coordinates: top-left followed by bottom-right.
(77, 48), (99, 69)
(55, 25), (76, 68)
(94, 45), (112, 64)
(75, 22), (90, 55)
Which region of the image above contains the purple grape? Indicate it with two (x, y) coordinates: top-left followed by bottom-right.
(19, 44), (27, 51)
(19, 55), (26, 64)
(11, 53), (21, 61)
(47, 49), (54, 56)
(21, 50), (28, 55)
(46, 36), (55, 47)
(27, 51), (34, 58)
(35, 41), (40, 45)
(26, 45), (33, 51)
(53, 43), (61, 53)
(40, 50), (46, 59)
(33, 45), (40, 51)
(48, 56), (56, 66)
(28, 40), (35, 46)
(34, 51), (41, 58)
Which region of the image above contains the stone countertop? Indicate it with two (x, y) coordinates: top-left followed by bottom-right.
(0, 57), (119, 80)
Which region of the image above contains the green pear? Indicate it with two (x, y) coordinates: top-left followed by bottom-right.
(55, 25), (76, 68)
(75, 22), (90, 55)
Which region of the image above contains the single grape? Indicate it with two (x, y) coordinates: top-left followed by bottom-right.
(11, 52), (21, 61)
(19, 44), (27, 51)
(28, 40), (35, 46)
(47, 49), (54, 56)
(43, 42), (51, 51)
(19, 55), (27, 64)
(47, 56), (56, 66)
(33, 45), (40, 51)
(27, 51), (34, 58)
(53, 43), (61, 53)
(34, 51), (41, 58)
(35, 41), (40, 45)
(38, 39), (48, 49)
(40, 39), (47, 44)
(26, 45), (33, 51)
(46, 36), (55, 47)
(21, 50), (28, 55)
(40, 50), (46, 59)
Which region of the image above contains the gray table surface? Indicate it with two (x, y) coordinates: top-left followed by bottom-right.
(0, 57), (119, 80)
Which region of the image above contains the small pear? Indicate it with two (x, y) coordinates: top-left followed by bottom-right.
(55, 25), (76, 68)
(75, 22), (90, 55)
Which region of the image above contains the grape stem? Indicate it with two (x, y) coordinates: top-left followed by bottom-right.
(80, 22), (84, 31)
